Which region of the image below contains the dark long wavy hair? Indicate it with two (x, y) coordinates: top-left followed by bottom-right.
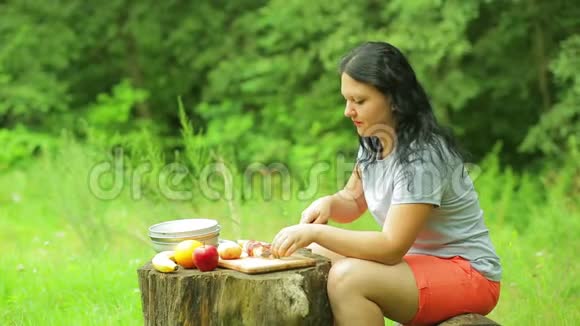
(340, 41), (467, 172)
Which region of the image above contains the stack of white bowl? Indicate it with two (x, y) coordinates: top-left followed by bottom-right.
(148, 218), (221, 252)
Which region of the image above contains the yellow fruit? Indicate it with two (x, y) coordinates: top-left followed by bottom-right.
(152, 251), (178, 273)
(218, 242), (242, 260)
(174, 240), (203, 268)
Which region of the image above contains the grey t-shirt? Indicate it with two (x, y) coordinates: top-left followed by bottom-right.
(358, 144), (502, 281)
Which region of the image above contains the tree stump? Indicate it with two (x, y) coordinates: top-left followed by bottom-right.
(438, 313), (499, 325)
(137, 249), (332, 326)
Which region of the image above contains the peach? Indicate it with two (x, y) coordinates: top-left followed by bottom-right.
(218, 242), (242, 260)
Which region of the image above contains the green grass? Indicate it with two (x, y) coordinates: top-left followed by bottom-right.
(0, 141), (578, 325)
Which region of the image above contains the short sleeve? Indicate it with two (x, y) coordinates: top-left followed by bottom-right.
(391, 153), (447, 206)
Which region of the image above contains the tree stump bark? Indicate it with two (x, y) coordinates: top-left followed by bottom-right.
(438, 313), (499, 325)
(137, 249), (332, 326)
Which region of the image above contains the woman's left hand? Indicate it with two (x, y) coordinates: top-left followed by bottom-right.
(271, 224), (316, 258)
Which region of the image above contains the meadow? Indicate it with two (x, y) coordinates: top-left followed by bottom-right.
(0, 136), (578, 326)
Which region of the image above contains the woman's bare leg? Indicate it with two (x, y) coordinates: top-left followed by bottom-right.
(327, 258), (419, 325)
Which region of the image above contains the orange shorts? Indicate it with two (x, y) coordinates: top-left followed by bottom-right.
(403, 255), (500, 326)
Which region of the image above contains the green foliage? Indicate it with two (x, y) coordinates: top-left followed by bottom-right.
(475, 138), (579, 234)
(0, 127), (57, 170)
(520, 35), (580, 155)
(448, 0), (579, 164)
(1, 0), (579, 170)
(86, 80), (148, 127)
(0, 0), (79, 124)
(383, 0), (481, 115)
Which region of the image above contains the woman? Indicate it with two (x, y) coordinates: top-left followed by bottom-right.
(271, 41), (501, 325)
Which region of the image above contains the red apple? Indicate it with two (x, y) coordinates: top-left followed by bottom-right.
(193, 245), (219, 272)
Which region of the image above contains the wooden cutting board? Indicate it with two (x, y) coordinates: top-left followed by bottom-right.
(218, 254), (317, 274)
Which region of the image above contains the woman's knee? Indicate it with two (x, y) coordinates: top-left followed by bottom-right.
(327, 258), (362, 295)
(327, 258), (420, 322)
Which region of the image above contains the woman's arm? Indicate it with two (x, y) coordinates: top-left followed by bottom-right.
(330, 166), (367, 223)
(300, 166), (367, 224)
(329, 167), (368, 223)
(310, 203), (433, 265)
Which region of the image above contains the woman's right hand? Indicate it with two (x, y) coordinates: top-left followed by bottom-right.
(300, 196), (332, 224)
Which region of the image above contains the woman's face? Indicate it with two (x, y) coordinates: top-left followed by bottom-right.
(341, 73), (395, 137)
